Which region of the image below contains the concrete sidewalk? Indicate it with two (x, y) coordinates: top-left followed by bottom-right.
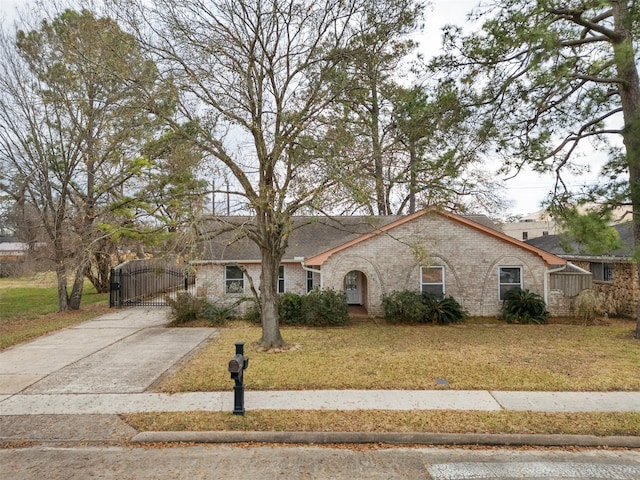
(1, 309), (639, 447)
(1, 308), (639, 415)
(2, 390), (640, 416)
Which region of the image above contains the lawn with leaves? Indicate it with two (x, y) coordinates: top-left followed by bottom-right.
(124, 410), (640, 437)
(133, 318), (640, 436)
(158, 319), (640, 393)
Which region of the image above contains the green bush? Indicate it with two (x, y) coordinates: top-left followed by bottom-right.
(279, 292), (304, 325)
(245, 290), (349, 326)
(423, 293), (468, 325)
(200, 303), (235, 326)
(301, 289), (349, 326)
(382, 290), (467, 324)
(501, 288), (549, 324)
(382, 290), (427, 323)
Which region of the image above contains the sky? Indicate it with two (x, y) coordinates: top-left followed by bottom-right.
(0, 0), (608, 216)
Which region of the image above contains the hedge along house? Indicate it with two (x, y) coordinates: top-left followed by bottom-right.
(527, 222), (638, 317)
(193, 209), (589, 317)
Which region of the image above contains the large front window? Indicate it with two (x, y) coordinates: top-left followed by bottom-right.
(499, 266), (522, 300)
(225, 265), (244, 294)
(421, 266), (444, 297)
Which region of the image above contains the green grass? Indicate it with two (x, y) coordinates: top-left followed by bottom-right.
(0, 274), (109, 349)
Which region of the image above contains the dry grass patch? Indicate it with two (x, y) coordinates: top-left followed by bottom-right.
(123, 410), (640, 437)
(158, 320), (640, 392)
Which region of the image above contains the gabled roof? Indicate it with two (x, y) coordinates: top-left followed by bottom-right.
(527, 222), (634, 260)
(198, 209), (566, 267)
(304, 209), (566, 267)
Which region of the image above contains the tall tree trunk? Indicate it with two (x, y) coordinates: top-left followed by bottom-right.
(55, 262), (69, 313)
(613, 2), (640, 338)
(408, 141), (417, 214)
(68, 263), (87, 310)
(257, 246), (285, 348)
(370, 79), (387, 215)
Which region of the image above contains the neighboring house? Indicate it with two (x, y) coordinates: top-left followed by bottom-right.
(527, 223), (638, 317)
(194, 209), (590, 317)
(0, 241), (28, 260)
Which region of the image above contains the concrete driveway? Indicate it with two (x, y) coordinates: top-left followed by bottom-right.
(0, 309), (216, 396)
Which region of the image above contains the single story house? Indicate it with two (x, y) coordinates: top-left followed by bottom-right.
(527, 222), (638, 317)
(193, 209), (591, 317)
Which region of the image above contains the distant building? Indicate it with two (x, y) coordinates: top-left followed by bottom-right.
(502, 206), (631, 241)
(501, 210), (558, 241)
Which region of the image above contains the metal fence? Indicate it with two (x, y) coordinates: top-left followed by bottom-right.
(109, 259), (195, 308)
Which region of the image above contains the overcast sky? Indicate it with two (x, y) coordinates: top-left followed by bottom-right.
(0, 0), (604, 216)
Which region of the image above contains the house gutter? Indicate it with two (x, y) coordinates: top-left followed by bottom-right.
(294, 257), (323, 290)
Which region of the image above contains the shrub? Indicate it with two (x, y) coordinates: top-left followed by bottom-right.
(382, 290), (467, 324)
(278, 292), (304, 325)
(244, 302), (261, 324)
(200, 303), (235, 326)
(244, 290), (349, 327)
(165, 292), (208, 325)
(301, 289), (349, 326)
(573, 289), (619, 323)
(423, 293), (468, 325)
(501, 288), (549, 324)
(382, 290), (427, 323)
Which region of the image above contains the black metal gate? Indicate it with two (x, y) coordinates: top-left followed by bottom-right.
(109, 260), (195, 308)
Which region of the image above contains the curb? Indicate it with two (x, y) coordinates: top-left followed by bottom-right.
(131, 431), (640, 448)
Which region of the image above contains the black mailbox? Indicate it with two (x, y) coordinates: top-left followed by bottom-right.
(229, 354), (248, 380)
(228, 342), (248, 415)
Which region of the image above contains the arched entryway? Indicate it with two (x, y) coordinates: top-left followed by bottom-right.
(343, 270), (368, 308)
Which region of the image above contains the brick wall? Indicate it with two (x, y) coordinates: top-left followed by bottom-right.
(319, 214), (555, 317)
(571, 260), (639, 318)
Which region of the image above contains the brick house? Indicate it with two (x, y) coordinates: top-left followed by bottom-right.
(194, 209), (588, 317)
(528, 222), (638, 317)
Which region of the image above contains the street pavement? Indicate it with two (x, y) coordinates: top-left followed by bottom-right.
(1, 308), (640, 447)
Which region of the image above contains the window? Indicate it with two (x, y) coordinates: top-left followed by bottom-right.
(421, 266), (444, 297)
(306, 270), (315, 292)
(522, 232), (528, 241)
(278, 265), (285, 293)
(591, 262), (614, 282)
(225, 265), (244, 294)
(542, 231), (549, 236)
(499, 266), (522, 300)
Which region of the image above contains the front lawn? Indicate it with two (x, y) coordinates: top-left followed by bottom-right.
(130, 318), (640, 437)
(158, 319), (640, 392)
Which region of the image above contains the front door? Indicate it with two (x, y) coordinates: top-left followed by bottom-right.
(344, 270), (362, 305)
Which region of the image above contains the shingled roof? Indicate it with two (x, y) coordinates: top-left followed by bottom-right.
(197, 215), (403, 262)
(526, 222), (634, 259)
(196, 211), (541, 265)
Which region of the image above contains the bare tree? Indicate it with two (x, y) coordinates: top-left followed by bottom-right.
(112, 0), (379, 347)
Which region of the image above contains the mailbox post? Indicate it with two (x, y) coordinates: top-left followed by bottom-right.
(228, 342), (249, 415)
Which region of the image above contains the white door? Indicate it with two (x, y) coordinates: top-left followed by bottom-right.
(344, 271), (362, 305)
